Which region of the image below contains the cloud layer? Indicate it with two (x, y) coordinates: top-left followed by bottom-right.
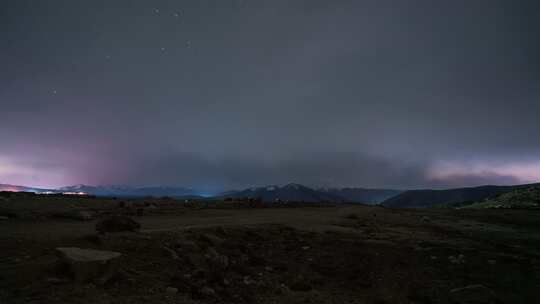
(1, 0), (539, 190)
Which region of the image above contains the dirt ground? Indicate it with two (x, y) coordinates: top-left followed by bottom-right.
(1, 196), (540, 303)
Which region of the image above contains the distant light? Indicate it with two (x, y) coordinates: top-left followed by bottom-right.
(62, 191), (88, 196)
(36, 191), (56, 195)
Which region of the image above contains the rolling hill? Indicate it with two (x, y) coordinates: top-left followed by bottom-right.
(457, 186), (540, 209)
(381, 183), (540, 208)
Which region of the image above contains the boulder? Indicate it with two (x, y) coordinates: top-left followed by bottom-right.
(56, 247), (122, 283)
(96, 216), (141, 233)
(449, 284), (496, 304)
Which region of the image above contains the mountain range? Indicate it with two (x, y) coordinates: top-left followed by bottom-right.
(0, 183), (400, 204)
(3, 182), (540, 207)
(220, 184), (401, 204)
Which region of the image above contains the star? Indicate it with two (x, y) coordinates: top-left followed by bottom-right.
(173, 12), (180, 17)
(154, 8), (160, 14)
(52, 90), (57, 95)
(160, 47), (166, 51)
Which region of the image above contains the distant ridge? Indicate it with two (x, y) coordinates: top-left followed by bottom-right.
(220, 183), (343, 203)
(381, 183), (540, 208)
(1, 182), (402, 203)
(220, 183), (401, 203)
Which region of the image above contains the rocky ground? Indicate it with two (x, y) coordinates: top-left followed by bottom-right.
(1, 194), (540, 303)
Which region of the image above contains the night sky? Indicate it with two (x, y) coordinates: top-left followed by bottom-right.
(1, 0), (539, 191)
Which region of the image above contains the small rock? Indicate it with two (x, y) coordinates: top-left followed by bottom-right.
(199, 286), (216, 297)
(163, 247), (179, 260)
(146, 204), (158, 210)
(55, 247), (122, 283)
(420, 216), (431, 223)
(83, 283), (96, 289)
(243, 276), (255, 285)
(449, 254), (465, 265)
(46, 277), (68, 285)
(449, 284), (496, 303)
(95, 216), (140, 233)
(301, 246), (310, 250)
(165, 287), (178, 295)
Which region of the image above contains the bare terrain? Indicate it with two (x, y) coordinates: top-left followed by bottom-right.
(1, 193), (540, 303)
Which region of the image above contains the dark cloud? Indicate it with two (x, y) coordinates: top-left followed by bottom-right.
(1, 0), (539, 189)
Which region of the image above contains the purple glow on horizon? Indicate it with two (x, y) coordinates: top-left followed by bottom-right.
(427, 160), (540, 186)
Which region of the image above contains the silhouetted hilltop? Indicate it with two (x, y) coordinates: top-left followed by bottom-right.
(453, 186), (540, 209)
(381, 183), (540, 208)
